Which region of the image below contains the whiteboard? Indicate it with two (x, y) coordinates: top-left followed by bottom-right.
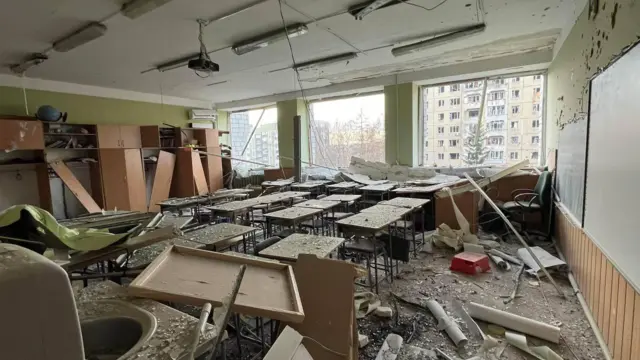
(556, 120), (587, 224)
(584, 42), (640, 292)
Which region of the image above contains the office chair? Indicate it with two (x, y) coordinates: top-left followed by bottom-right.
(499, 171), (553, 238)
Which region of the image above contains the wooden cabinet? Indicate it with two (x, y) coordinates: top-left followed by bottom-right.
(0, 120), (44, 150)
(99, 149), (146, 211)
(203, 147), (223, 192)
(97, 125), (141, 149)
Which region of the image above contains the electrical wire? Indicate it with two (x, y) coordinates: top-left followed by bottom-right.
(277, 0), (337, 170)
(20, 73), (29, 116)
(398, 0), (451, 12)
(194, 20), (213, 78)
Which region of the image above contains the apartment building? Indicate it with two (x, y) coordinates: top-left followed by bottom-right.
(423, 75), (543, 167)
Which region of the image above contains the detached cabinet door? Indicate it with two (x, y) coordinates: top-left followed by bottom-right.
(120, 126), (141, 148)
(99, 149), (129, 210)
(0, 120), (44, 150)
(96, 125), (122, 148)
(124, 149), (146, 211)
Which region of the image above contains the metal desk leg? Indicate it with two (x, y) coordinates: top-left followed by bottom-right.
(373, 237), (379, 294)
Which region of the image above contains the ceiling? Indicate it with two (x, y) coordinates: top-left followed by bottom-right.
(0, 0), (585, 106)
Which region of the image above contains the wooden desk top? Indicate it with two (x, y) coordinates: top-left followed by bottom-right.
(359, 204), (412, 217)
(182, 223), (257, 247)
(259, 233), (345, 261)
(326, 182), (359, 189)
(360, 184), (396, 192)
(323, 194), (362, 202)
(335, 212), (400, 231)
(293, 200), (341, 210)
(379, 197), (431, 208)
(263, 207), (322, 221)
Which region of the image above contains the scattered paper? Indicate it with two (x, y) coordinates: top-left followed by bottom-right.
(505, 331), (563, 360)
(516, 247), (566, 276)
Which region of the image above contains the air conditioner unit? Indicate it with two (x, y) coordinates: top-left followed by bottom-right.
(190, 109), (218, 121)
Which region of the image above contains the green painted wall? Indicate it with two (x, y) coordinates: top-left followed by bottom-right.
(217, 110), (230, 146)
(277, 99), (310, 168)
(384, 83), (419, 166)
(546, 0), (640, 155)
(0, 86), (192, 127)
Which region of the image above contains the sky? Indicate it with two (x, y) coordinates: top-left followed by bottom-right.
(246, 93), (385, 126)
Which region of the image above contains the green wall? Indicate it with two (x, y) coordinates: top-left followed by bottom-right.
(277, 99), (310, 168)
(546, 0), (640, 154)
(384, 83), (419, 166)
(217, 110), (230, 146)
(0, 86), (192, 127)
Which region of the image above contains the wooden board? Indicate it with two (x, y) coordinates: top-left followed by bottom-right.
(129, 245), (304, 323)
(191, 151), (209, 195)
(124, 149), (147, 211)
(286, 255), (358, 360)
(148, 151), (176, 212)
(49, 161), (101, 213)
(360, 184), (395, 192)
(323, 194), (361, 202)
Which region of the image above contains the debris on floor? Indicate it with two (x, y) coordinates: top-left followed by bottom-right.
(375, 306), (393, 319)
(375, 333), (403, 360)
(516, 246), (567, 276)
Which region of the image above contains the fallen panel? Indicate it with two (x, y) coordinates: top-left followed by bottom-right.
(148, 151), (176, 212)
(49, 161), (101, 213)
(129, 245), (304, 323)
(191, 151), (209, 195)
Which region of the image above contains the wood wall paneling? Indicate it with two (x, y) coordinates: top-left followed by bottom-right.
(554, 205), (640, 360)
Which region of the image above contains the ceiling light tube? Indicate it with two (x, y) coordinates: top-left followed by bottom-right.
(232, 24), (308, 55)
(354, 0), (395, 20)
(53, 22), (107, 52)
(10, 54), (48, 74)
(122, 0), (175, 19)
(392, 23), (486, 57)
(294, 53), (358, 71)
(156, 53), (200, 72)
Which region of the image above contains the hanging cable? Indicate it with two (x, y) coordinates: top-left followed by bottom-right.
(20, 73), (29, 116)
(398, 0), (451, 12)
(194, 20), (212, 78)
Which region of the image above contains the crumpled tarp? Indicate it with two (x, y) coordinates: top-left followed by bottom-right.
(0, 205), (127, 251)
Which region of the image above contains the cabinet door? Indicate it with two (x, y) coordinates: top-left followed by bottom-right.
(124, 149), (147, 211)
(99, 149), (129, 210)
(0, 120), (44, 150)
(96, 125), (122, 148)
(119, 126), (141, 148)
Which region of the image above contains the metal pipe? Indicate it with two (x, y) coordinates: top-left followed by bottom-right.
(240, 108), (266, 157)
(189, 303), (213, 360)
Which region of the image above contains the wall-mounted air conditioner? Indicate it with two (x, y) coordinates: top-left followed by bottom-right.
(190, 109), (218, 121)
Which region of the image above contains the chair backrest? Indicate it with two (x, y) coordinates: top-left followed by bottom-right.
(533, 171), (553, 207)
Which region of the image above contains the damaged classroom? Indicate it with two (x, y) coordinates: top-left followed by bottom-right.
(1, 0), (639, 359)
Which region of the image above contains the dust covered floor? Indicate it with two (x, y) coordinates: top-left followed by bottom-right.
(357, 240), (606, 360)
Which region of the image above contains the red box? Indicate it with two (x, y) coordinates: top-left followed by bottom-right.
(450, 252), (491, 275)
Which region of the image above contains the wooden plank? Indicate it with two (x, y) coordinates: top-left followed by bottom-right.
(35, 163), (52, 213)
(148, 151), (176, 212)
(608, 269), (620, 349)
(49, 161), (101, 213)
(593, 250), (602, 324)
(630, 293), (640, 360)
(614, 276), (627, 358)
(172, 149), (196, 197)
(124, 149), (147, 211)
(129, 245), (305, 323)
(589, 241), (597, 312)
(579, 229), (587, 290)
(191, 151), (208, 195)
(598, 253), (607, 328)
(602, 260), (613, 342)
(621, 284), (635, 360)
(205, 147), (223, 192)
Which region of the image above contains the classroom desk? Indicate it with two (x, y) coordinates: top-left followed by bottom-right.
(263, 207), (323, 237)
(258, 233), (345, 262)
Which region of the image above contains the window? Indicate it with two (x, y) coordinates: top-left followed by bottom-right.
(467, 95), (480, 103)
(510, 121), (518, 129)
(531, 151), (539, 160)
(450, 126), (460, 133)
(438, 140), (444, 147)
(488, 106), (505, 116)
(230, 108), (279, 170)
(310, 93), (385, 168)
(450, 98), (460, 106)
(510, 152), (519, 160)
(438, 153), (444, 160)
(490, 151), (504, 160)
(532, 136), (540, 144)
(489, 91), (504, 100)
(450, 112), (460, 120)
(437, 126), (445, 134)
(532, 104), (541, 113)
(450, 84), (459, 91)
(511, 136), (519, 144)
(534, 75), (542, 80)
(488, 136), (504, 145)
(468, 109), (479, 118)
(532, 119), (541, 128)
(449, 140), (459, 147)
(439, 86), (446, 93)
(450, 153), (460, 160)
(438, 100), (445, 107)
(466, 82), (476, 89)
(438, 113), (444, 121)
(512, 77), (520, 82)
(512, 106), (520, 114)
(512, 90), (520, 99)
(533, 87), (541, 94)
(489, 121), (504, 131)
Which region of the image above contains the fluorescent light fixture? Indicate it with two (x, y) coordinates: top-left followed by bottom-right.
(204, 0), (270, 25)
(295, 53), (357, 71)
(53, 22), (107, 52)
(354, 0), (395, 20)
(10, 53), (48, 74)
(156, 53), (199, 72)
(232, 24), (308, 55)
(391, 23), (486, 57)
(122, 0), (175, 19)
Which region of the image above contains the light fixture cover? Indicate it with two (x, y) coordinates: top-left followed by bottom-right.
(10, 53), (48, 74)
(392, 24), (486, 57)
(53, 22), (107, 52)
(232, 24), (308, 55)
(122, 0), (175, 19)
(354, 0), (395, 20)
(157, 53), (200, 72)
(295, 53), (357, 71)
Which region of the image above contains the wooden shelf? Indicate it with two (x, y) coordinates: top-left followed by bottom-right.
(45, 133), (96, 136)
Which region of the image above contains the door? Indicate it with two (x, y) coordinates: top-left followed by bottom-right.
(96, 125), (122, 148)
(99, 149), (129, 210)
(119, 125), (141, 148)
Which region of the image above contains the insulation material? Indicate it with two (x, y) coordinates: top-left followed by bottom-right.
(425, 300), (467, 347)
(505, 331), (563, 360)
(347, 156), (438, 182)
(516, 246), (566, 276)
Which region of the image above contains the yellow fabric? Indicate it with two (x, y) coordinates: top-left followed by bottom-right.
(0, 205), (127, 251)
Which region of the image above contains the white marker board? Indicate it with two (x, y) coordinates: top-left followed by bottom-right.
(556, 120), (587, 225)
(584, 42), (640, 292)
